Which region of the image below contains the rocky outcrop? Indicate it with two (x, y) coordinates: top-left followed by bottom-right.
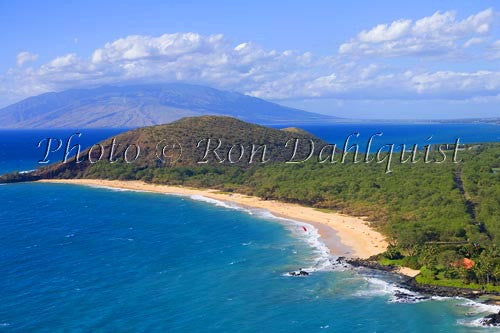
(481, 311), (500, 327)
(288, 270), (309, 277)
(403, 277), (500, 298)
(345, 258), (396, 273)
(343, 258), (500, 298)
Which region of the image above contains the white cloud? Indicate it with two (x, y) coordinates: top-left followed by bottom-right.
(408, 70), (500, 97)
(16, 51), (38, 67)
(463, 37), (485, 48)
(90, 33), (226, 63)
(1, 10), (500, 108)
(358, 19), (412, 43)
(339, 8), (494, 57)
(490, 40), (500, 59)
(3, 33), (326, 103)
(47, 54), (79, 68)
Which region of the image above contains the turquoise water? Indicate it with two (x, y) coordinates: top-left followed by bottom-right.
(0, 182), (498, 332)
(0, 124), (499, 331)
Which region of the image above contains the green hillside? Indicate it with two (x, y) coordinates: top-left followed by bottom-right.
(2, 116), (499, 291)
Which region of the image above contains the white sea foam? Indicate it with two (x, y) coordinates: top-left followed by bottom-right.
(443, 296), (500, 328)
(94, 185), (146, 193)
(355, 276), (500, 308)
(82, 185), (329, 275)
(181, 197), (487, 309)
(459, 299), (500, 314)
(186, 194), (334, 274)
(434, 296), (499, 328)
(19, 169), (35, 174)
(415, 294), (500, 328)
(353, 276), (430, 303)
(354, 276), (396, 297)
(106, 187), (138, 192)
(74, 184), (332, 272)
(63, 184), (334, 273)
(287, 221), (333, 273)
(458, 316), (500, 329)
(188, 194), (252, 213)
(75, 183), (146, 193)
(457, 317), (484, 328)
(253, 210), (335, 273)
(49, 182), (500, 325)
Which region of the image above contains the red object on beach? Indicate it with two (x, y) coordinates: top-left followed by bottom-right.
(302, 226), (307, 232)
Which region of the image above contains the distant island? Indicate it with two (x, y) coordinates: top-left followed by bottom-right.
(2, 116), (499, 295)
(2, 83), (498, 129)
(0, 83), (336, 128)
(434, 118), (500, 125)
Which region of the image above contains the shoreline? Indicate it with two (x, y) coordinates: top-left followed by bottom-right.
(37, 178), (390, 261)
(19, 179), (500, 306)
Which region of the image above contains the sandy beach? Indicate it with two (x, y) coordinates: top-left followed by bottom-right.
(38, 178), (389, 261)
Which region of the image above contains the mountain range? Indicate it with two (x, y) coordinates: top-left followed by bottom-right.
(0, 83), (336, 128)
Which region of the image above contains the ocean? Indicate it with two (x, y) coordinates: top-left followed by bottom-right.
(0, 123), (499, 331)
(0, 129), (125, 175)
(272, 122), (500, 152)
(1, 123), (499, 174)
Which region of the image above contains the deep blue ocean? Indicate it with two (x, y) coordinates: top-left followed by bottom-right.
(288, 123), (500, 150)
(1, 123), (499, 175)
(0, 123), (499, 332)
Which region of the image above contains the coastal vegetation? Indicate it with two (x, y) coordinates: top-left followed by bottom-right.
(81, 150), (500, 291)
(1, 116), (499, 292)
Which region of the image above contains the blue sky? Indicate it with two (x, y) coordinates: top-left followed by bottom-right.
(1, 0), (499, 119)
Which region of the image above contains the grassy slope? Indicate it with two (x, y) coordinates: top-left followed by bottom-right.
(2, 117), (499, 290)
